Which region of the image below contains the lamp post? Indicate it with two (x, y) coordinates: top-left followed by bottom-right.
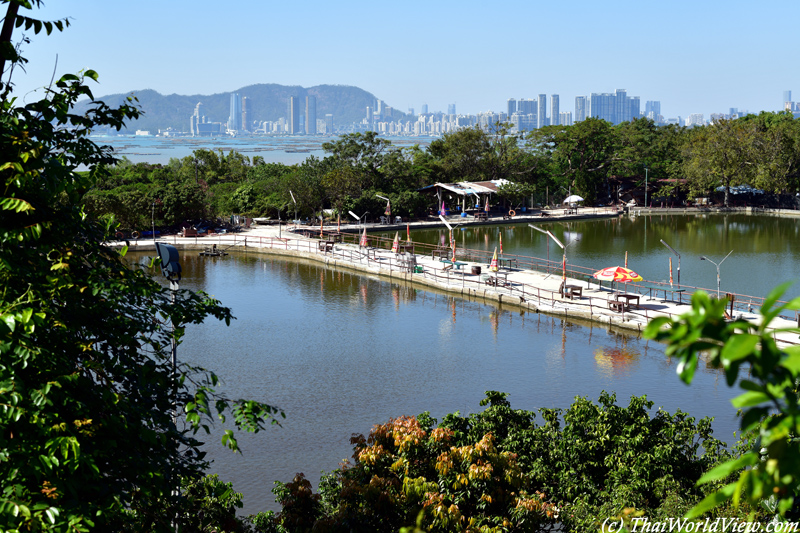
(700, 250), (733, 299)
(660, 239), (681, 287)
(289, 190), (297, 226)
(153, 241), (181, 532)
(349, 210), (369, 228)
(151, 201), (157, 246)
(376, 194), (391, 222)
(529, 225), (577, 277)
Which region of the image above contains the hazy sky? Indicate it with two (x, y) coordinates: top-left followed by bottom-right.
(7, 0), (798, 120)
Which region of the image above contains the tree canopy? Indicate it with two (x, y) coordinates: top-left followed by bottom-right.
(0, 2), (282, 531)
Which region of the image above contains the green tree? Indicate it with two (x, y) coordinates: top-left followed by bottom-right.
(644, 286), (800, 518)
(0, 3), (282, 531)
(545, 118), (615, 204)
(682, 119), (758, 206)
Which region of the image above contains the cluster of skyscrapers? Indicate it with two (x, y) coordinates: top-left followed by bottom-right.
(187, 89), (797, 138)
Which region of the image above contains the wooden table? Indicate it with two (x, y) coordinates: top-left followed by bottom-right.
(474, 212), (488, 221)
(485, 271), (509, 287)
(499, 257), (518, 269)
(318, 241), (334, 252)
(564, 285), (583, 299)
(440, 259), (467, 270)
(608, 300), (625, 313)
(397, 243), (414, 254)
(564, 207), (577, 215)
(431, 248), (450, 259)
(614, 293), (640, 309)
(640, 283), (686, 303)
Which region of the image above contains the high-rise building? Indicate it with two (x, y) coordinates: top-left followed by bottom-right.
(645, 100), (661, 117)
(447, 104), (456, 115)
(507, 98), (517, 116)
(408, 107), (414, 116)
(288, 96), (300, 135)
(537, 94), (547, 128)
(241, 97), (249, 132)
(550, 94), (560, 127)
(325, 114), (334, 134)
(784, 90), (792, 107)
(614, 89), (628, 123)
(686, 114), (704, 127)
(228, 93), (242, 132)
(588, 93), (614, 122)
(421, 104), (428, 114)
(559, 111), (573, 126)
(190, 101), (204, 136)
(629, 96), (640, 121)
(305, 95), (317, 135)
(518, 98), (536, 114)
(575, 96), (586, 122)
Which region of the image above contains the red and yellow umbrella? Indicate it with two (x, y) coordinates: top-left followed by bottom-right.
(359, 227), (368, 247)
(592, 266), (643, 283)
(490, 247), (499, 272)
(391, 232), (400, 253)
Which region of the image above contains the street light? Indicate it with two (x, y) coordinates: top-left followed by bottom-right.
(644, 166), (648, 208)
(376, 194), (391, 222)
(660, 239), (681, 287)
(289, 190), (297, 226)
(699, 250), (733, 299)
(349, 210), (369, 228)
(529, 225), (577, 278)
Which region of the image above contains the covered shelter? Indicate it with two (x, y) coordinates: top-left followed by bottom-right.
(418, 179), (512, 214)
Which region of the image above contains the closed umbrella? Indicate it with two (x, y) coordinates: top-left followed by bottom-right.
(359, 227), (368, 247)
(499, 231), (503, 256)
(490, 247), (499, 272)
(392, 232), (400, 253)
(669, 257), (673, 287)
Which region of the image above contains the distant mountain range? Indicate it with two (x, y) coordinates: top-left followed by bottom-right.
(78, 84), (407, 133)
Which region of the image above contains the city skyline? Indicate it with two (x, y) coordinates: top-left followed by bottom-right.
(9, 0), (798, 121)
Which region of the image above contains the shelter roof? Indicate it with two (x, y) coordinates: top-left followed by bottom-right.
(418, 179), (512, 196)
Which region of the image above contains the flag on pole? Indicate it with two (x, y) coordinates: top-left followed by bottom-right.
(490, 247), (499, 272)
(669, 257), (673, 287)
(625, 250), (628, 269)
(384, 200), (391, 217)
(392, 232), (400, 253)
(359, 227), (368, 247)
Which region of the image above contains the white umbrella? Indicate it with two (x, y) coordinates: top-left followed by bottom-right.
(563, 195), (584, 204)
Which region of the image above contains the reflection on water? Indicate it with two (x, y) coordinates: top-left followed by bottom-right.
(128, 250), (742, 515)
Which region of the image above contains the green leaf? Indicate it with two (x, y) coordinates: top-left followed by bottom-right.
(720, 333), (758, 365)
(731, 391), (771, 408)
(685, 482), (737, 518)
(697, 453), (758, 484)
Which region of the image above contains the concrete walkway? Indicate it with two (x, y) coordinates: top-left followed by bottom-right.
(124, 212), (800, 347)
